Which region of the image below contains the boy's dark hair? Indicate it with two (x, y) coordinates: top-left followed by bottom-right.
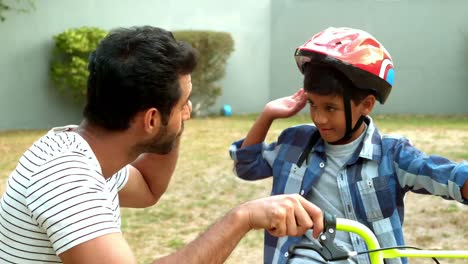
(303, 62), (374, 104)
(84, 26), (197, 130)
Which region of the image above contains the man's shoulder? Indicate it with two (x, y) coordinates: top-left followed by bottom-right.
(23, 128), (100, 181)
(35, 126), (93, 160)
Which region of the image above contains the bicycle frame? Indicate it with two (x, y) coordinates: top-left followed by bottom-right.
(336, 218), (468, 263)
(288, 213), (468, 264)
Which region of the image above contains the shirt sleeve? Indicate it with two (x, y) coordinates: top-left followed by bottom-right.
(229, 139), (273, 180)
(114, 165), (130, 191)
(26, 156), (121, 255)
(229, 125), (295, 182)
(391, 136), (468, 204)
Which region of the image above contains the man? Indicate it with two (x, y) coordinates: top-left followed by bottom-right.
(0, 26), (323, 264)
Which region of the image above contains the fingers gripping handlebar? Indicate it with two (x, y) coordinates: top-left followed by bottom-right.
(288, 212), (353, 261)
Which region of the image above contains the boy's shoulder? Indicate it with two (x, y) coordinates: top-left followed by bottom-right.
(282, 123), (317, 134)
(278, 123), (317, 143)
(379, 133), (414, 151)
(381, 133), (410, 142)
(366, 118), (410, 144)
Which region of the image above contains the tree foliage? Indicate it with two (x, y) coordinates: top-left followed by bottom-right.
(50, 27), (108, 101)
(174, 30), (235, 116)
(50, 27), (235, 116)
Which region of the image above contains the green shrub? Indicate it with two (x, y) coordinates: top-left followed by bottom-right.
(174, 30), (234, 116)
(50, 27), (108, 101)
(50, 28), (235, 116)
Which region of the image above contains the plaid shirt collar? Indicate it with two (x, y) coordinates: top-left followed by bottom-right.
(312, 116), (382, 165)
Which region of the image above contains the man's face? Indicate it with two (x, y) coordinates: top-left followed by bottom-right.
(141, 74), (192, 154)
(306, 92), (364, 144)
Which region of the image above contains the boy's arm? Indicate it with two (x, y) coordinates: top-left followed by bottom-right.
(241, 88), (307, 148)
(393, 138), (468, 202)
(240, 112), (275, 148)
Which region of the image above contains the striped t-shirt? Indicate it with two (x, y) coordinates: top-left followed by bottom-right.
(0, 126), (129, 263)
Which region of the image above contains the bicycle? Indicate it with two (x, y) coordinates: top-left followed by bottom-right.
(288, 212), (468, 263)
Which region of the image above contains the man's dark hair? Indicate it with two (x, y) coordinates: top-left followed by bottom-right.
(303, 62), (373, 104)
(84, 26), (197, 130)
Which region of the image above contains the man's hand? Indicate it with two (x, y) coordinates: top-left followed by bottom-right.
(240, 194), (323, 238)
(462, 179), (468, 200)
(263, 88), (308, 120)
(59, 194), (323, 264)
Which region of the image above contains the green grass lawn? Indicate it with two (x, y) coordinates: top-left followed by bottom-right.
(1, 114), (467, 263)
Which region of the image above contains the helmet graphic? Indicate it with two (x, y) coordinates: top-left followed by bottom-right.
(295, 27), (394, 104)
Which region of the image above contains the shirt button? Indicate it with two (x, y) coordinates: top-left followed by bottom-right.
(319, 162), (325, 168)
(300, 190), (305, 195)
(284, 252), (289, 257)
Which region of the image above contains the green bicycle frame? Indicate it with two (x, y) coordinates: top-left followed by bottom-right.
(336, 218), (468, 264)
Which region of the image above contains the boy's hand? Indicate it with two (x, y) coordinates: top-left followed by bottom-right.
(239, 88), (307, 149)
(263, 88), (307, 120)
(240, 194), (324, 238)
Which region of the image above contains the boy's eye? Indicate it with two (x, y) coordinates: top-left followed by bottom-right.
(327, 106), (336, 112)
(308, 103), (317, 109)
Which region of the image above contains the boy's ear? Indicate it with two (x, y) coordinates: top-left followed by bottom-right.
(143, 108), (162, 134)
(360, 95), (376, 115)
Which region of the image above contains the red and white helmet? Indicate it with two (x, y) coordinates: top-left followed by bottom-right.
(295, 27), (395, 104)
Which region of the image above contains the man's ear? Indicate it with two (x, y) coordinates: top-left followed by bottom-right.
(143, 108), (161, 134)
(360, 95), (376, 116)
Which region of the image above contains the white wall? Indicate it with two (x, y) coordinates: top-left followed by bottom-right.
(269, 0), (468, 114)
(0, 0), (271, 130)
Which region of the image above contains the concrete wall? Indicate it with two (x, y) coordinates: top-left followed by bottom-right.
(270, 0), (468, 114)
(1, 0), (468, 130)
(0, 0), (271, 130)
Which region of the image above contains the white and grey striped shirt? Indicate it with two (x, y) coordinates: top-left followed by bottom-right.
(0, 126), (129, 263)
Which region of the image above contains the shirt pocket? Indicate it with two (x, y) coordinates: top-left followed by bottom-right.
(271, 161), (304, 195)
(356, 176), (396, 222)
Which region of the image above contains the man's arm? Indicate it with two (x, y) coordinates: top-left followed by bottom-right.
(118, 140), (180, 208)
(156, 194), (323, 263)
(59, 194), (323, 264)
(462, 179), (468, 199)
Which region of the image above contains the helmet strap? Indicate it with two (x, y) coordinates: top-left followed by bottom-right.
(331, 89), (366, 144)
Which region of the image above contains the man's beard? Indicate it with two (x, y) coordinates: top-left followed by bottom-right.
(137, 122), (184, 155)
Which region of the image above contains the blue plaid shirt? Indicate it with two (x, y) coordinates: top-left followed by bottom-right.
(229, 117), (468, 264)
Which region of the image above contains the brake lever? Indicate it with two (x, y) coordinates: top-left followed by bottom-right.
(288, 213), (351, 261)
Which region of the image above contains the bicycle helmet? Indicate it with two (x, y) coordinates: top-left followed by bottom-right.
(295, 27), (394, 104)
(294, 27), (395, 142)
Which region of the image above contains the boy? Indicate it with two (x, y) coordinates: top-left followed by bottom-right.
(229, 27), (468, 264)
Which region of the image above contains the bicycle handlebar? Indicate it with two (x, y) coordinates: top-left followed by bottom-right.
(288, 212), (468, 264)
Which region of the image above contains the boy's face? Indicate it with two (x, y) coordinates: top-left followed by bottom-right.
(306, 92), (373, 144)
